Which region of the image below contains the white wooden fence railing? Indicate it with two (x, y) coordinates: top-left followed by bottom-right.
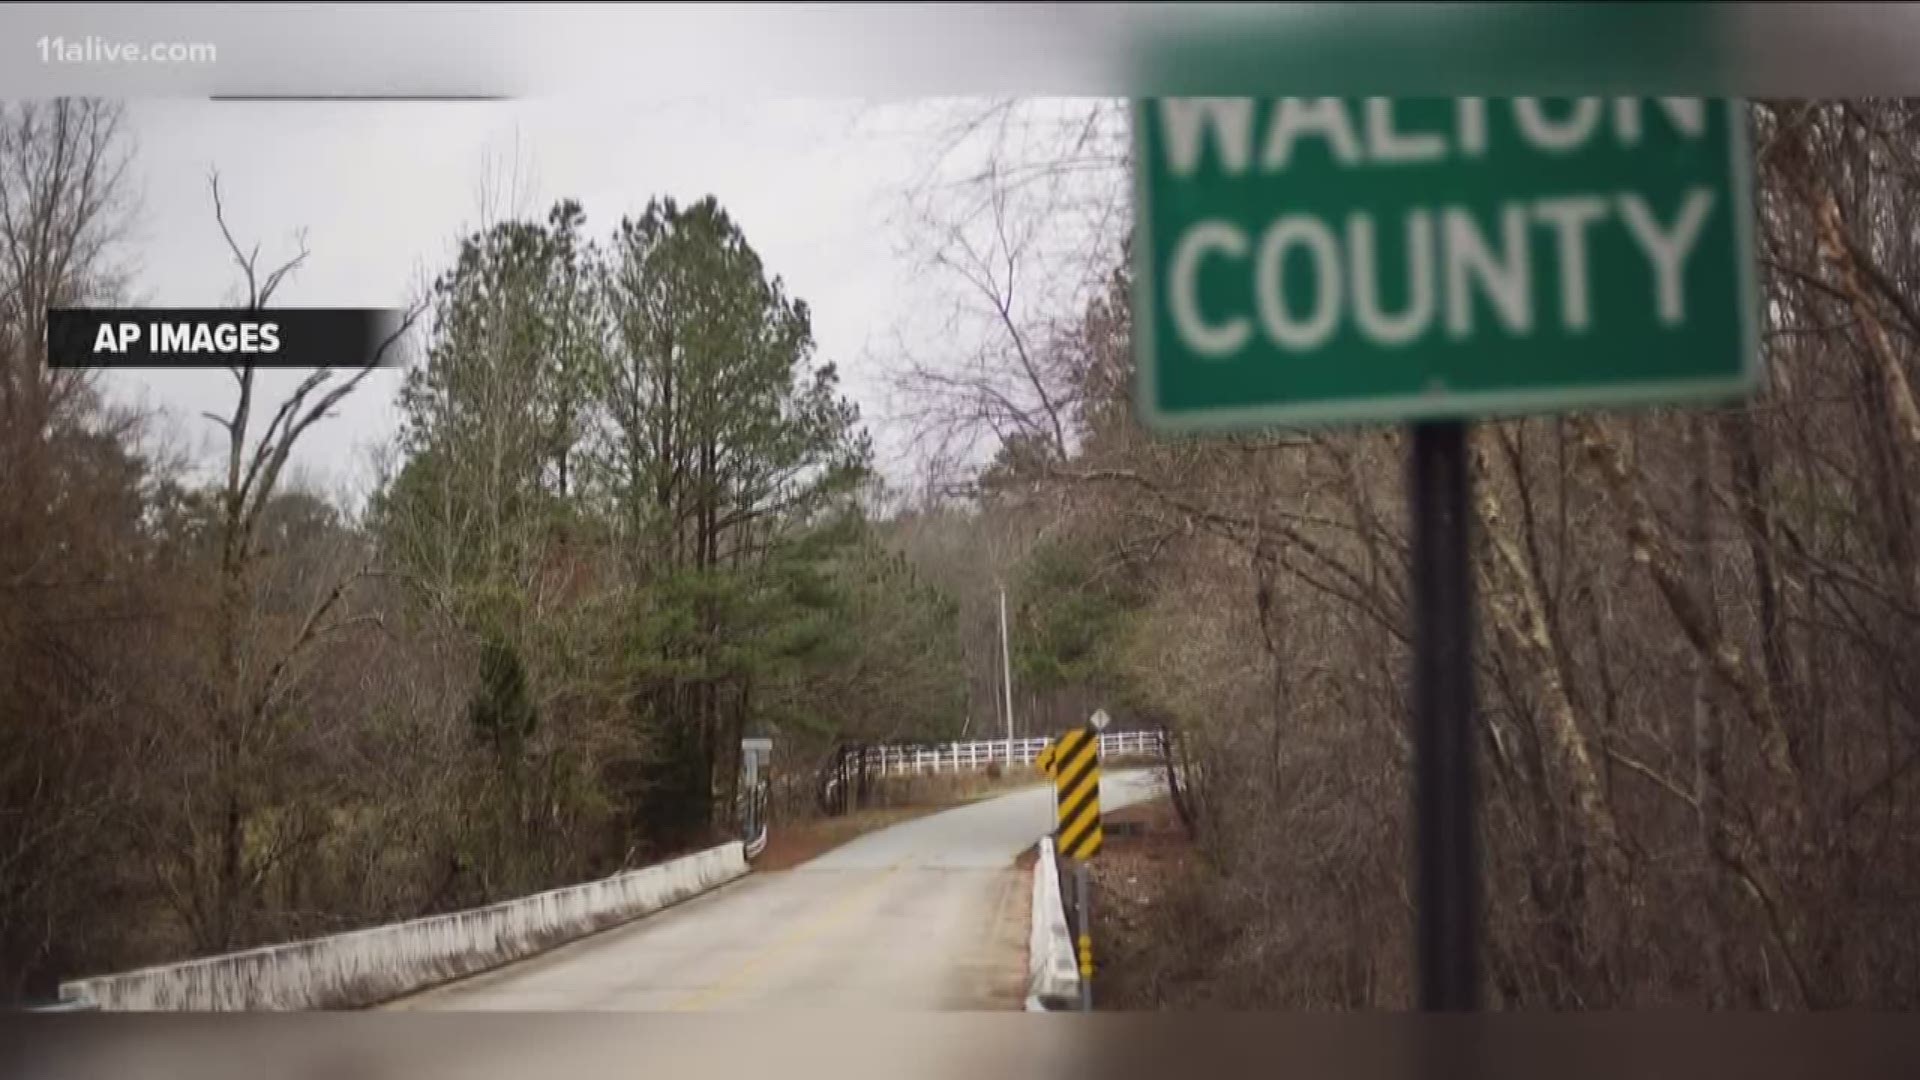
(857, 730), (1161, 777)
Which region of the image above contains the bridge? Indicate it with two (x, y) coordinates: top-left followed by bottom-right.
(394, 770), (1161, 1011)
(41, 734), (1171, 1014)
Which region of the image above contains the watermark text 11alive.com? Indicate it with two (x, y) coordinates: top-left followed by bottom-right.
(38, 36), (217, 66)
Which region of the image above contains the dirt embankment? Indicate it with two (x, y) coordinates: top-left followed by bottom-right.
(754, 768), (1047, 871)
(1085, 796), (1217, 1010)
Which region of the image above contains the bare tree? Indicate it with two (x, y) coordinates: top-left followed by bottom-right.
(881, 99), (1129, 486)
(145, 174), (419, 952)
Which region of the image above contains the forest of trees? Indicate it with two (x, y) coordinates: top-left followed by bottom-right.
(6, 94), (1920, 1011)
(0, 100), (967, 1001)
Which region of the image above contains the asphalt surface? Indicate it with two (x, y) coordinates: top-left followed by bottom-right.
(389, 769), (1161, 1011)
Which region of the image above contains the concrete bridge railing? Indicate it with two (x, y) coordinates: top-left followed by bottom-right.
(56, 841), (750, 1011)
(1025, 836), (1082, 1011)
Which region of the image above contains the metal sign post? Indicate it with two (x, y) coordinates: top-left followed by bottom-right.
(1410, 421), (1478, 1009)
(1076, 861), (1094, 1011)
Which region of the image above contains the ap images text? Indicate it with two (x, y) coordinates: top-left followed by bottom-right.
(92, 321), (281, 355)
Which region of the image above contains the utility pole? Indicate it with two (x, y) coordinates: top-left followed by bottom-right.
(1000, 585), (1015, 762)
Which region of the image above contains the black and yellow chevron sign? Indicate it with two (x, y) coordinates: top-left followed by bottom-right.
(1052, 725), (1102, 860)
(1035, 740), (1058, 777)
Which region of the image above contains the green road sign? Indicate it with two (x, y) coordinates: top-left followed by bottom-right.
(1133, 98), (1758, 431)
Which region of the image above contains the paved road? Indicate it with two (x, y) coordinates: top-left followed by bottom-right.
(390, 769), (1162, 1011)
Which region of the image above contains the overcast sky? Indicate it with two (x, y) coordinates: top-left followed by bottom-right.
(107, 97), (958, 506)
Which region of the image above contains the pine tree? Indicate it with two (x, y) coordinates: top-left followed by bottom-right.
(468, 634), (537, 756)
